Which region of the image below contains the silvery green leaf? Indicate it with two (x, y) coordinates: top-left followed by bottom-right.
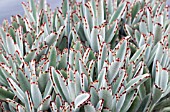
(107, 0), (113, 15)
(43, 80), (53, 98)
(139, 20), (148, 34)
(109, 2), (126, 23)
(90, 26), (99, 51)
(161, 53), (169, 68)
(155, 2), (165, 16)
(8, 26), (16, 41)
(67, 80), (76, 101)
(152, 43), (163, 77)
(35, 45), (48, 61)
(153, 23), (162, 45)
(38, 95), (51, 111)
(6, 34), (16, 55)
(39, 59), (50, 72)
(22, 2), (35, 23)
(81, 17), (91, 43)
(136, 94), (151, 112)
(31, 82), (42, 108)
(24, 40), (31, 53)
(152, 84), (163, 105)
(97, 0), (104, 25)
(138, 83), (146, 100)
(22, 62), (31, 79)
(49, 46), (57, 68)
(16, 105), (25, 112)
(16, 15), (26, 33)
(127, 62), (135, 82)
(120, 90), (137, 112)
(58, 36), (68, 50)
(0, 86), (14, 100)
(106, 20), (118, 43)
(131, 1), (141, 22)
(57, 9), (65, 26)
(132, 8), (144, 25)
(7, 78), (25, 103)
(133, 61), (144, 78)
(80, 73), (89, 92)
(144, 46), (151, 65)
(115, 39), (128, 61)
(130, 44), (146, 63)
(88, 60), (95, 80)
(84, 2), (94, 31)
(0, 28), (8, 52)
(108, 58), (122, 84)
(38, 72), (49, 93)
(124, 24), (133, 37)
(116, 91), (126, 112)
(68, 48), (75, 66)
(98, 43), (107, 72)
(50, 67), (71, 103)
(0, 53), (8, 65)
(24, 48), (37, 62)
(17, 69), (30, 92)
(0, 70), (9, 86)
(25, 91), (34, 111)
(62, 0), (68, 17)
(83, 48), (91, 64)
(162, 107), (170, 112)
(50, 101), (58, 112)
(112, 69), (126, 95)
(29, 60), (36, 75)
(163, 83), (170, 98)
(58, 52), (67, 69)
(0, 63), (16, 81)
(155, 61), (168, 91)
(126, 73), (150, 93)
(44, 32), (57, 46)
(1, 102), (9, 111)
(55, 93), (63, 110)
(154, 97), (170, 111)
(103, 108), (111, 112)
(43, 20), (50, 36)
(73, 41), (82, 51)
(90, 86), (99, 107)
(90, 0), (97, 17)
(79, 59), (89, 77)
(84, 103), (96, 112)
(38, 0), (46, 12)
(146, 8), (153, 32)
(96, 99), (104, 111)
(98, 88), (113, 110)
(147, 43), (158, 66)
(75, 71), (81, 96)
(55, 26), (66, 45)
(6, 98), (24, 109)
(134, 30), (141, 46)
(29, 0), (37, 21)
(164, 24), (170, 36)
(97, 67), (107, 89)
(74, 92), (90, 110)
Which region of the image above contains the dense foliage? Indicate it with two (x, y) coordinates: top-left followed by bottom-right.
(0, 0), (170, 111)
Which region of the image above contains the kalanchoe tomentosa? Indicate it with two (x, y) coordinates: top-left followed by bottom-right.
(0, 0), (170, 112)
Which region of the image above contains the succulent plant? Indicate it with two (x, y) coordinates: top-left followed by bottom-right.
(0, 0), (170, 111)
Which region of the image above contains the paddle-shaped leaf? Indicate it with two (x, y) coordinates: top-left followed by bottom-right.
(75, 92), (91, 110)
(7, 78), (25, 103)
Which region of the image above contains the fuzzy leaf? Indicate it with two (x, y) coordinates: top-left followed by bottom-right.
(7, 78), (25, 103)
(75, 92), (91, 110)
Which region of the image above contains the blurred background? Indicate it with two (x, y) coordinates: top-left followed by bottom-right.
(0, 0), (62, 23)
(0, 0), (169, 23)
